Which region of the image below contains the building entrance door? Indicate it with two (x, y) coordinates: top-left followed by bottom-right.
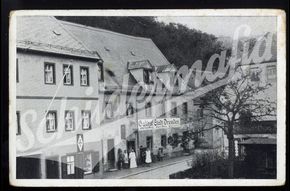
(107, 139), (115, 169)
(127, 140), (136, 152)
(146, 136), (153, 150)
(46, 156), (60, 179)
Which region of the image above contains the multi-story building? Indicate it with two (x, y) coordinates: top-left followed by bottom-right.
(16, 16), (102, 179)
(15, 16), (225, 178)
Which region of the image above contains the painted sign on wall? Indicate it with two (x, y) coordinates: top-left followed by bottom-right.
(138, 118), (180, 131)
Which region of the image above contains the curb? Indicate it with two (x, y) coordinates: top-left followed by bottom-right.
(117, 158), (192, 179)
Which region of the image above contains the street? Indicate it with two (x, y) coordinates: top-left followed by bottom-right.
(100, 155), (193, 179)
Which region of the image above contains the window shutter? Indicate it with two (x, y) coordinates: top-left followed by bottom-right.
(61, 156), (67, 179)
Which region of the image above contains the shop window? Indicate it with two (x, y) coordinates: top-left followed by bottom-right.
(16, 111), (21, 135)
(161, 135), (167, 147)
(80, 66), (89, 86)
(46, 111), (57, 132)
(44, 63), (55, 84)
(145, 102), (152, 117)
(82, 110), (91, 130)
(65, 111), (75, 131)
(84, 153), (93, 174)
(66, 155), (75, 175)
(63, 65), (73, 85)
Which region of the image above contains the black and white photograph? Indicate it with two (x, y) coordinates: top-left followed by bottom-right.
(9, 10), (286, 186)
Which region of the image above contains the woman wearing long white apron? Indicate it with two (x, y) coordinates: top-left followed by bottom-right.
(145, 148), (152, 167)
(129, 149), (137, 168)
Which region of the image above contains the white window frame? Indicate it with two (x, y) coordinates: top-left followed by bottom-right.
(65, 111), (75, 131)
(80, 66), (89, 86)
(44, 63), (55, 84)
(66, 155), (75, 175)
(82, 110), (91, 130)
(63, 65), (73, 85)
(46, 111), (57, 132)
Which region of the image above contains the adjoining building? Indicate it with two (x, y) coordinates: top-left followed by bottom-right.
(221, 33), (277, 176)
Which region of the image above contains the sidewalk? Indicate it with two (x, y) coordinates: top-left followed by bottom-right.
(99, 154), (193, 179)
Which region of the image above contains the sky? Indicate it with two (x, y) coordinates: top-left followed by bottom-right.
(155, 16), (277, 38)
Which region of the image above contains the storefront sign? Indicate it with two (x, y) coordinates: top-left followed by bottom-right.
(77, 134), (84, 152)
(138, 118), (180, 131)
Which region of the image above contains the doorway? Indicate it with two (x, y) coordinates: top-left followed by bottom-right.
(46, 156), (60, 179)
(127, 140), (136, 152)
(146, 136), (153, 150)
(107, 139), (116, 169)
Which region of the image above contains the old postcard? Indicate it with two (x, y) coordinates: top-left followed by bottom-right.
(9, 9), (286, 186)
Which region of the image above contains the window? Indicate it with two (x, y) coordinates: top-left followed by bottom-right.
(143, 69), (151, 84)
(66, 155), (75, 175)
(145, 102), (152, 117)
(126, 102), (134, 116)
(97, 62), (104, 82)
(174, 72), (179, 86)
(267, 65), (276, 80)
(82, 111), (91, 130)
(171, 102), (177, 116)
(121, 125), (126, 140)
(63, 65), (73, 85)
(197, 108), (204, 118)
(46, 111), (57, 132)
(64, 111), (75, 131)
(161, 135), (167, 147)
(16, 59), (19, 83)
(84, 153), (93, 174)
(250, 67), (260, 81)
(44, 63), (55, 84)
(105, 102), (114, 119)
(80, 67), (89, 86)
(16, 111), (20, 135)
(161, 101), (166, 116)
(182, 102), (188, 115)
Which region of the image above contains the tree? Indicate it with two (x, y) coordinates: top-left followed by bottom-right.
(199, 66), (276, 178)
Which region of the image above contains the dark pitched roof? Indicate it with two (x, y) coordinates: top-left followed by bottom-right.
(239, 137), (276, 145)
(17, 16), (99, 59)
(60, 20), (171, 86)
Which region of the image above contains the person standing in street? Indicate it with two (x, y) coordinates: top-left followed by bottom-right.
(123, 150), (129, 169)
(129, 149), (137, 168)
(145, 147), (152, 167)
(117, 148), (124, 170)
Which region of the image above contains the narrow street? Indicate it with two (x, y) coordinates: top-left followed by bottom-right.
(100, 155), (193, 179)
